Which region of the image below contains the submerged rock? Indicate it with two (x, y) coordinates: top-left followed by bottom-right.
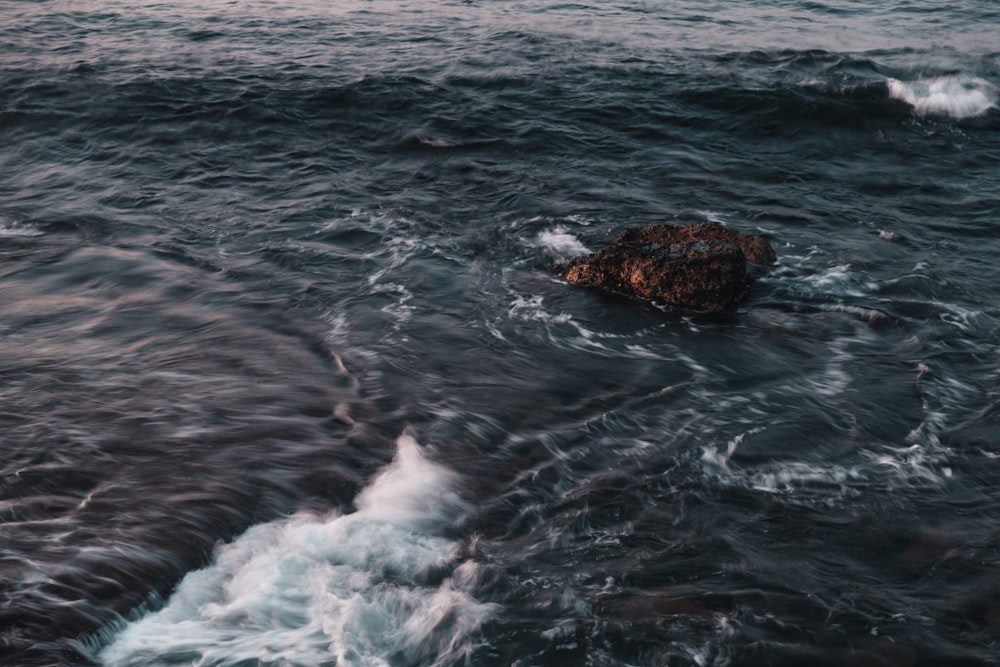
(560, 222), (776, 312)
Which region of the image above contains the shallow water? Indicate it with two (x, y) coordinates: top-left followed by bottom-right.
(2, 1), (1000, 665)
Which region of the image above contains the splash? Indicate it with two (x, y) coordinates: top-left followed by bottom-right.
(95, 436), (496, 667)
(887, 74), (997, 119)
(536, 226), (590, 259)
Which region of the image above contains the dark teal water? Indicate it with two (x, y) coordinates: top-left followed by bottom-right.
(2, 1), (1000, 665)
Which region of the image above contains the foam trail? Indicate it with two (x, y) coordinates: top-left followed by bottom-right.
(96, 435), (495, 667)
(887, 74), (997, 119)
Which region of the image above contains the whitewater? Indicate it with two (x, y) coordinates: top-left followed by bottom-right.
(94, 436), (494, 667)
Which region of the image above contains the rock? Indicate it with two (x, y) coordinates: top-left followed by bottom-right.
(560, 222), (775, 312)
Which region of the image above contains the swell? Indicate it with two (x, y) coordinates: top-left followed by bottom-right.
(4, 46), (995, 149)
(3, 47), (996, 220)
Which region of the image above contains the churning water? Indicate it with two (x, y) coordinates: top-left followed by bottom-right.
(2, 1), (1000, 665)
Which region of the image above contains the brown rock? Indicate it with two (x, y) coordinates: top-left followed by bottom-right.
(560, 222), (775, 312)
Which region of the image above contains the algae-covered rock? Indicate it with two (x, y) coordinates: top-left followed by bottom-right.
(560, 222), (775, 312)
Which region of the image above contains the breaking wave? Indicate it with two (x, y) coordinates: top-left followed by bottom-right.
(887, 74), (997, 118)
(94, 436), (496, 667)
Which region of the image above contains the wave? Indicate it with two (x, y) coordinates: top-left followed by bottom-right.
(887, 74), (997, 119)
(94, 435), (496, 667)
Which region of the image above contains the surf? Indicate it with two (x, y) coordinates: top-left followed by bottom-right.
(92, 435), (496, 667)
(886, 73), (997, 119)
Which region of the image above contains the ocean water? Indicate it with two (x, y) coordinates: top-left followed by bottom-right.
(2, 1), (999, 665)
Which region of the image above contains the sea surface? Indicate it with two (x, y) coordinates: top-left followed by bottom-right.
(2, 1), (999, 665)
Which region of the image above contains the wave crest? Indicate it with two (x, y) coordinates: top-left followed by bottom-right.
(887, 74), (997, 119)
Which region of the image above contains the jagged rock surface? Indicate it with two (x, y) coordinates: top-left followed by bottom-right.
(561, 222), (776, 312)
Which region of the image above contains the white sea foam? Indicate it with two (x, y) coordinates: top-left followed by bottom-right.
(536, 226), (589, 259)
(695, 210), (728, 225)
(97, 435), (496, 667)
(507, 294), (627, 354)
(701, 400), (955, 500)
(800, 263), (866, 296)
(765, 262), (870, 299)
(887, 74), (997, 119)
(0, 219), (43, 237)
